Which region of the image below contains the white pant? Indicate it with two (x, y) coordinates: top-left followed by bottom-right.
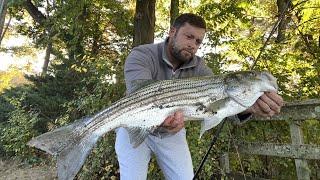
(115, 127), (194, 180)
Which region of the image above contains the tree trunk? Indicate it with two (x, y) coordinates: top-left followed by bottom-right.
(170, 0), (179, 26)
(0, 0), (8, 45)
(42, 41), (52, 76)
(276, 0), (292, 43)
(132, 0), (155, 47)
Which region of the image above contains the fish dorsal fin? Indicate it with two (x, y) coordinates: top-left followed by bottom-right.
(126, 127), (150, 148)
(131, 79), (156, 92)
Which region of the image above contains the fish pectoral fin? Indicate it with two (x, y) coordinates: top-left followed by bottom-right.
(205, 98), (229, 114)
(200, 116), (223, 138)
(126, 126), (151, 148)
(196, 99), (230, 137)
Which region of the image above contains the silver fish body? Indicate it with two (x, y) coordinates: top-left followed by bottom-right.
(27, 71), (278, 180)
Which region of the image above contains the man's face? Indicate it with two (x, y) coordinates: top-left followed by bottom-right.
(169, 23), (206, 63)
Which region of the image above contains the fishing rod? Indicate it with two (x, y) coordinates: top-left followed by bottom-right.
(193, 119), (226, 179)
(250, 0), (293, 70)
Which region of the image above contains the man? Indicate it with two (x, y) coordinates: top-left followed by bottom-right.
(115, 13), (283, 179)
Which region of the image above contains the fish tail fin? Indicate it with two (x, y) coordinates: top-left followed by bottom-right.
(28, 117), (100, 179)
(27, 117), (92, 155)
(57, 132), (99, 180)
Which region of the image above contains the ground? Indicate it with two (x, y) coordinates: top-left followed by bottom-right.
(0, 158), (56, 180)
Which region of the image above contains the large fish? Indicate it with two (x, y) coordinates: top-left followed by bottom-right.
(27, 71), (278, 180)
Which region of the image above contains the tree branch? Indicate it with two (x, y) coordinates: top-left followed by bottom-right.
(23, 0), (46, 24)
(0, 14), (11, 45)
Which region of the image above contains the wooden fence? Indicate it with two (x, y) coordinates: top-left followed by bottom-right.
(220, 99), (320, 180)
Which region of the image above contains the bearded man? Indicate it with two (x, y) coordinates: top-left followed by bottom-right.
(115, 13), (283, 180)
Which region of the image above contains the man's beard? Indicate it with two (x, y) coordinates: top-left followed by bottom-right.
(171, 39), (194, 63)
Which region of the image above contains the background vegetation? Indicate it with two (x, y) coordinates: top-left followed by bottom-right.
(0, 0), (319, 179)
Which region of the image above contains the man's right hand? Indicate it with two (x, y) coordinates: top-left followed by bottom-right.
(161, 111), (185, 134)
(245, 91), (283, 117)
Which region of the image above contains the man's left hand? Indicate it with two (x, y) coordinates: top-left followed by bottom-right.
(244, 91), (284, 117)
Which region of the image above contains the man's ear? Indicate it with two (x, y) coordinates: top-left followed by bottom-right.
(169, 27), (176, 37)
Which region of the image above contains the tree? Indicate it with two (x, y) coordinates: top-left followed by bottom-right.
(276, 0), (293, 43)
(0, 0), (9, 45)
(133, 0), (156, 47)
(170, 0), (179, 26)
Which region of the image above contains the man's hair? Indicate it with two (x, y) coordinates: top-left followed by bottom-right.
(172, 13), (206, 30)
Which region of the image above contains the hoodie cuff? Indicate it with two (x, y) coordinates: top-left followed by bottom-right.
(229, 113), (252, 125)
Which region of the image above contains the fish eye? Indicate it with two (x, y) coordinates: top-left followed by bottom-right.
(234, 73), (244, 81)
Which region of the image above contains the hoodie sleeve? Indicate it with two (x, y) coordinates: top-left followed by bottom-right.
(124, 47), (154, 94)
(196, 57), (214, 76)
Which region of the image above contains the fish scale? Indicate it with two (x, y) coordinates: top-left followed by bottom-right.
(86, 85), (214, 138)
(27, 71), (278, 180)
(82, 77), (222, 136)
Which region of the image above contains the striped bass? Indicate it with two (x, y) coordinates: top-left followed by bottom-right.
(27, 71), (278, 180)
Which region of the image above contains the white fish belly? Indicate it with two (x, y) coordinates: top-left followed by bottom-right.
(112, 104), (211, 129)
(118, 107), (177, 128)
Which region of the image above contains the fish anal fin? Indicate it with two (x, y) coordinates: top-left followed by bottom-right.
(126, 126), (151, 148)
(150, 126), (175, 139)
(200, 116), (223, 138)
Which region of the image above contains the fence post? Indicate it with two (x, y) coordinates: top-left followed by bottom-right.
(219, 153), (230, 176)
(289, 121), (310, 180)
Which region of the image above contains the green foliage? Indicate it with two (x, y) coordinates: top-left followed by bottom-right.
(76, 133), (119, 179)
(0, 83), (60, 158)
(0, 86), (29, 123)
(228, 120), (298, 179)
(1, 1), (131, 176)
(0, 92), (40, 158)
(0, 68), (29, 93)
(186, 121), (225, 178)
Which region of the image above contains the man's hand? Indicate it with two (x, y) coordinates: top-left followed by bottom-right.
(244, 91), (284, 117)
(161, 110), (185, 134)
